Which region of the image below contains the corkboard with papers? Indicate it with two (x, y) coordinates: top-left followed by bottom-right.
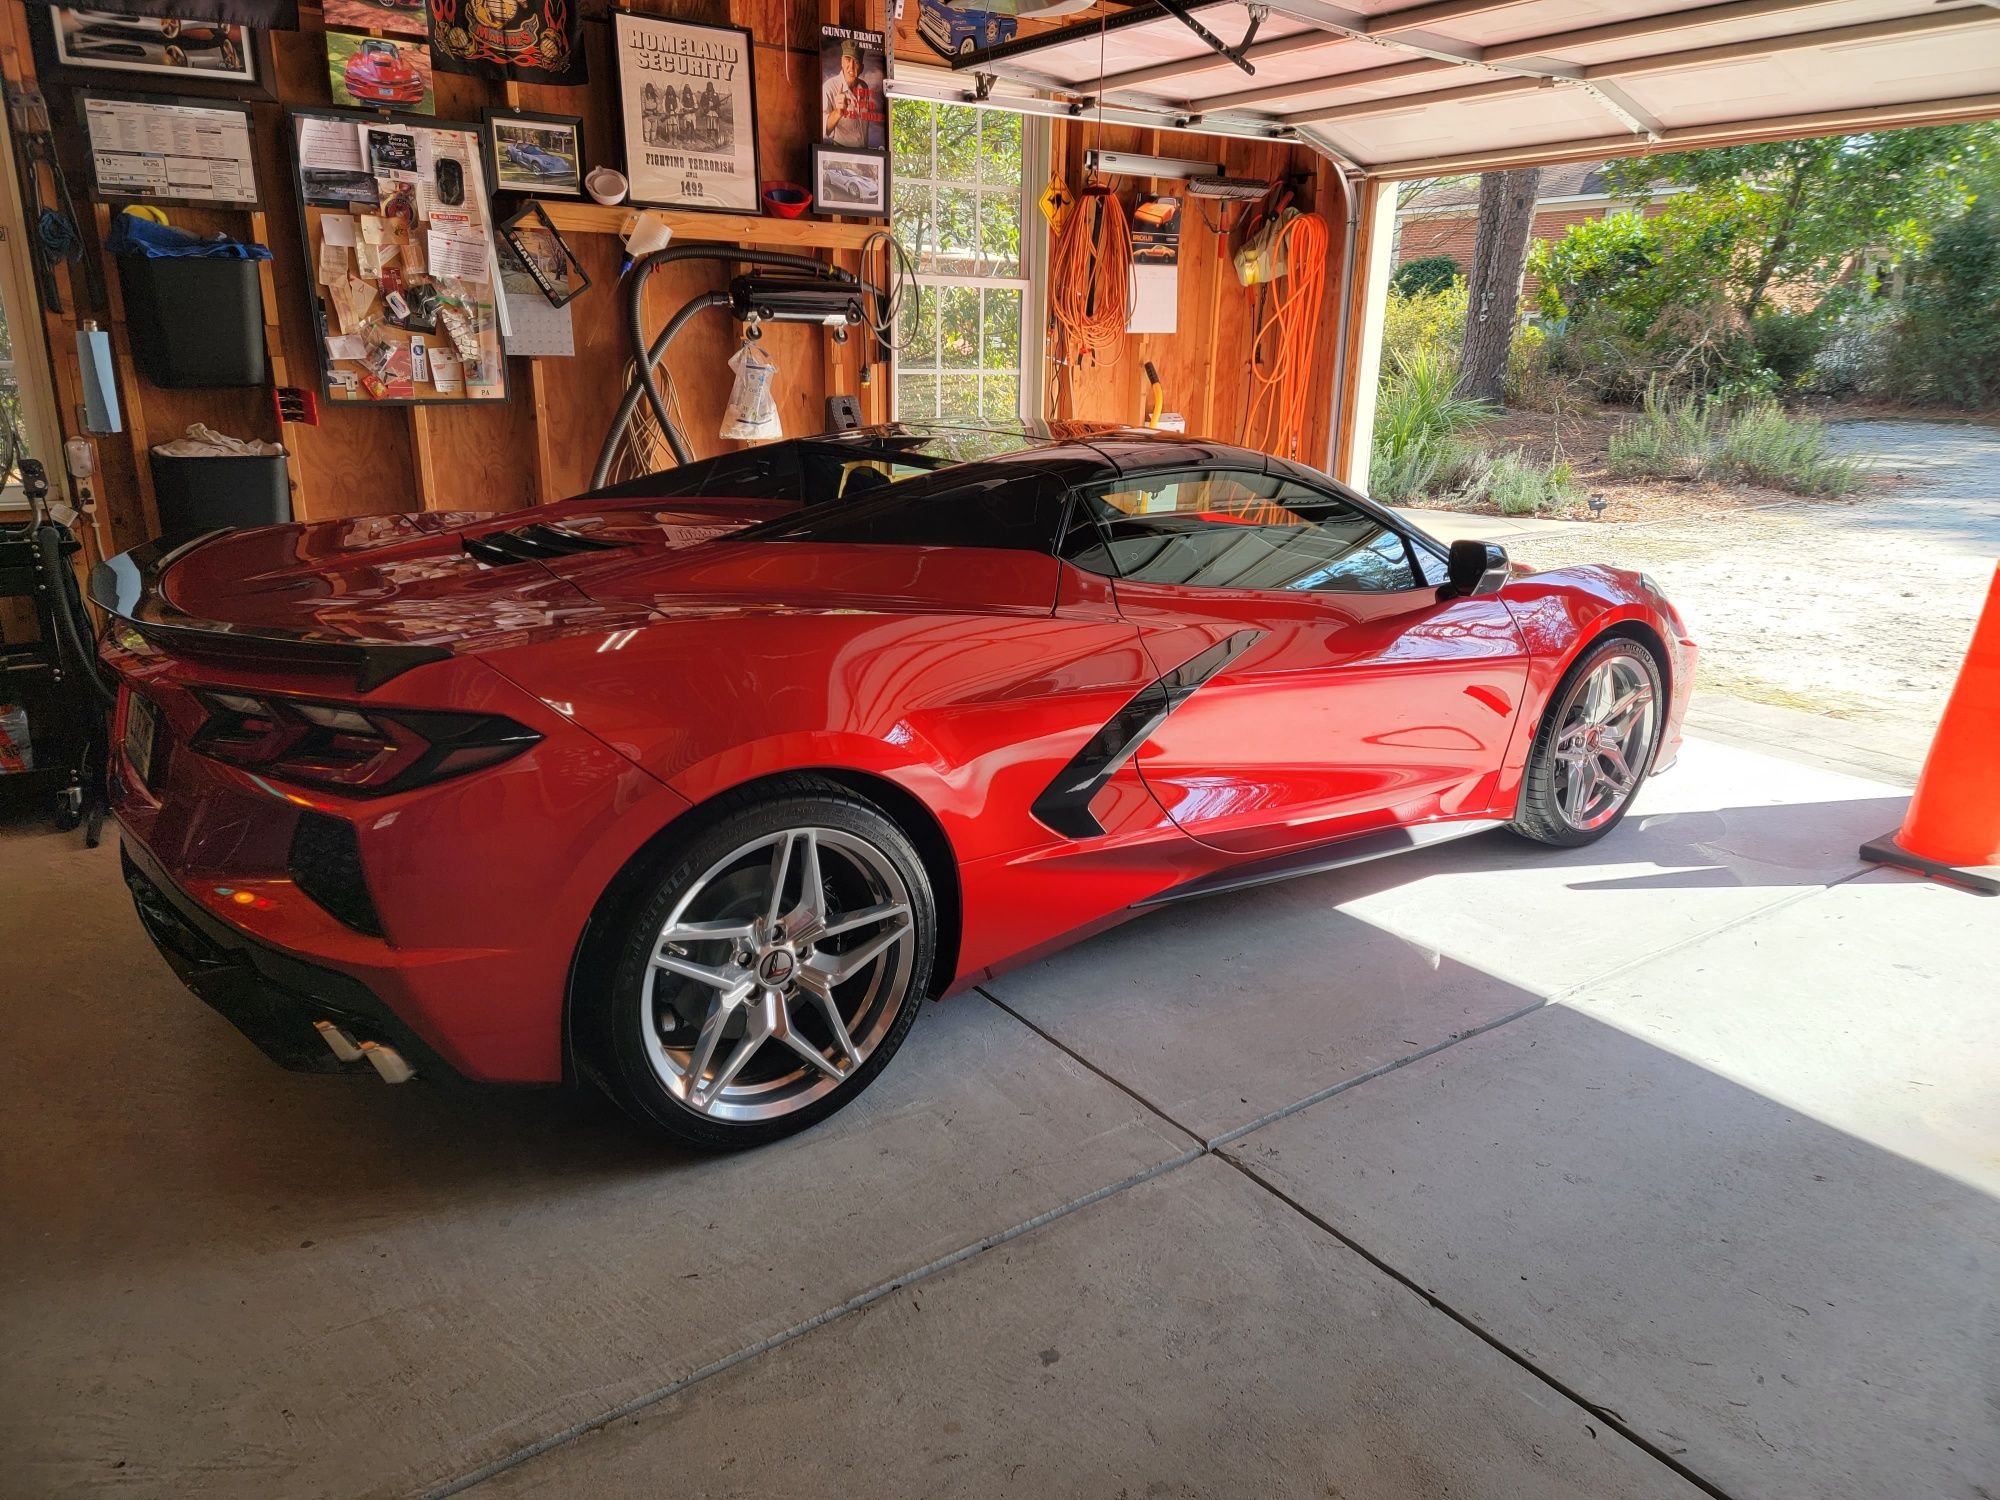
(288, 107), (509, 405)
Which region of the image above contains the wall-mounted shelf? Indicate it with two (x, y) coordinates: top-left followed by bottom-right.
(538, 202), (879, 252)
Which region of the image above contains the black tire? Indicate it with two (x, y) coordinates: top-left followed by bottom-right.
(1510, 636), (1663, 849)
(581, 779), (935, 1150)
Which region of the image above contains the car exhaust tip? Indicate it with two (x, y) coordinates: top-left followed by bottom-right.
(360, 1040), (416, 1084)
(313, 1019), (363, 1063)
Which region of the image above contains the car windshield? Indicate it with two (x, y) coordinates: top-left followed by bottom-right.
(586, 423), (1075, 509)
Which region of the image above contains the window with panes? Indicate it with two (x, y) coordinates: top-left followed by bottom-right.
(889, 99), (1029, 424)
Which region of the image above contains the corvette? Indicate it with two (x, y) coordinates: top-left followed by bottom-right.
(342, 38), (425, 106)
(95, 424), (1694, 1148)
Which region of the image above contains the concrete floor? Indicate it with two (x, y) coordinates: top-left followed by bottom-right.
(2, 733), (1994, 1500)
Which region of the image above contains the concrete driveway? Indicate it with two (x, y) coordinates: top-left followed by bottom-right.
(1403, 417), (2000, 784)
(3, 726), (1993, 1499)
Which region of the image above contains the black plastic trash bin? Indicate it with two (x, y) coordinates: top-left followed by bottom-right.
(149, 452), (291, 542)
(117, 256), (267, 388)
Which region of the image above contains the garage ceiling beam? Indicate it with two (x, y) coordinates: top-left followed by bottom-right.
(1580, 6), (2000, 79)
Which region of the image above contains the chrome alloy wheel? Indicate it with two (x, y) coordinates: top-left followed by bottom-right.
(1552, 654), (1659, 831)
(640, 828), (916, 1122)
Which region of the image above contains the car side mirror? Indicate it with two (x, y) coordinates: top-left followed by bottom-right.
(1445, 539), (1509, 599)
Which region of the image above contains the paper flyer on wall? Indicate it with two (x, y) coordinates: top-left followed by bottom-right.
(1127, 194), (1182, 334)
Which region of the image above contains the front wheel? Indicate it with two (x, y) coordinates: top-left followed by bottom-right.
(1511, 637), (1663, 848)
(584, 785), (935, 1150)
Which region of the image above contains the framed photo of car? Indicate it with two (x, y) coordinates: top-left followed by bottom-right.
(811, 144), (888, 218)
(482, 108), (584, 199)
(33, 6), (274, 101)
(611, 11), (760, 214)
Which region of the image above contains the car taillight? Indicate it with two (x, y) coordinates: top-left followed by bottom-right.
(191, 689), (539, 796)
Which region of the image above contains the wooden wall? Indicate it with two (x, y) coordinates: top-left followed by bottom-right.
(1, 0), (886, 563)
(1046, 118), (1350, 465)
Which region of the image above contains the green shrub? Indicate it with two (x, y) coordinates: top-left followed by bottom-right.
(1876, 201), (2000, 407)
(1466, 451), (1583, 516)
(1714, 402), (1865, 495)
(1749, 310), (1828, 388)
(1530, 212), (1664, 325)
(1370, 345), (1489, 505)
(1391, 255), (1462, 298)
(1607, 386), (1718, 479)
(1380, 280), (1468, 371)
(1809, 305), (1898, 396)
(1608, 385), (1865, 495)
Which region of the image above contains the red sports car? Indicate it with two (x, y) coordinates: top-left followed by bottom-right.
(95, 426), (1695, 1148)
(342, 38), (425, 107)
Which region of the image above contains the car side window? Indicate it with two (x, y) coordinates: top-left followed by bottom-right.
(1061, 471), (1421, 594)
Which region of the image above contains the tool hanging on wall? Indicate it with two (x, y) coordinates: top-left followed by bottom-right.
(5, 84), (96, 315)
(1142, 361), (1164, 429)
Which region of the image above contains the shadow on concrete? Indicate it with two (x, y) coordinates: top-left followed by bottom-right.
(1226, 996), (2000, 1500)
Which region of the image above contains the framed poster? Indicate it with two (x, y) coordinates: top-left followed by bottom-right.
(818, 25), (885, 150)
(611, 11), (759, 214)
(79, 90), (258, 207)
(36, 7), (273, 99)
(287, 108), (510, 405)
(483, 107), (582, 198)
(811, 144), (887, 218)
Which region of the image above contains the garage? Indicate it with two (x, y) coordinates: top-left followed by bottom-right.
(1, 0), (1995, 1494)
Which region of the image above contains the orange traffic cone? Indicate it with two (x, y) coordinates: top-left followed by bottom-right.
(1861, 560), (2000, 894)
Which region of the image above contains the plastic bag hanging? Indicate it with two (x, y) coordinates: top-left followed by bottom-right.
(719, 340), (782, 442)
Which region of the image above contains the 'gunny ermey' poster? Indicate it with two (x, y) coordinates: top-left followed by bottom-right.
(613, 12), (760, 214)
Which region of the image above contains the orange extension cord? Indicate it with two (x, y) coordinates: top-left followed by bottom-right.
(1049, 186), (1133, 365)
(1244, 210), (1331, 463)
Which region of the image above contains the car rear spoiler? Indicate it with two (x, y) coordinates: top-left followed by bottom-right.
(89, 531), (452, 692)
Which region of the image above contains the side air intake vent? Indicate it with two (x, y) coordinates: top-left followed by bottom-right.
(462, 524), (625, 565)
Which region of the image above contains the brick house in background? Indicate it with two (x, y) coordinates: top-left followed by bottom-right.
(1394, 161), (1684, 300)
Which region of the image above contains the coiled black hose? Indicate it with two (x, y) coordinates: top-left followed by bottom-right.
(34, 521), (116, 712)
(593, 245), (877, 491)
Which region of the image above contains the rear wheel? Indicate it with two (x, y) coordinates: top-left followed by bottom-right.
(585, 786), (934, 1149)
(1511, 637), (1662, 848)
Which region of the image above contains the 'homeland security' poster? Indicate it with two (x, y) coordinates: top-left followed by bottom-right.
(614, 13), (760, 214)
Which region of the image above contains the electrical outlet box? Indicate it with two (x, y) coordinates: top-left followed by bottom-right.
(825, 395), (861, 430)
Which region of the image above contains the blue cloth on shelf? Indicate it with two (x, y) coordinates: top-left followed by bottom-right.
(105, 212), (271, 261)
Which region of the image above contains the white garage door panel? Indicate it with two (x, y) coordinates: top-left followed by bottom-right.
(1542, 0), (1942, 67)
(1450, 0), (1732, 47)
(1629, 39), (2000, 127)
(1330, 88), (1617, 156)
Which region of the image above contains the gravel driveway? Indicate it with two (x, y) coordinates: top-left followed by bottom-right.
(1495, 419), (2000, 775)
